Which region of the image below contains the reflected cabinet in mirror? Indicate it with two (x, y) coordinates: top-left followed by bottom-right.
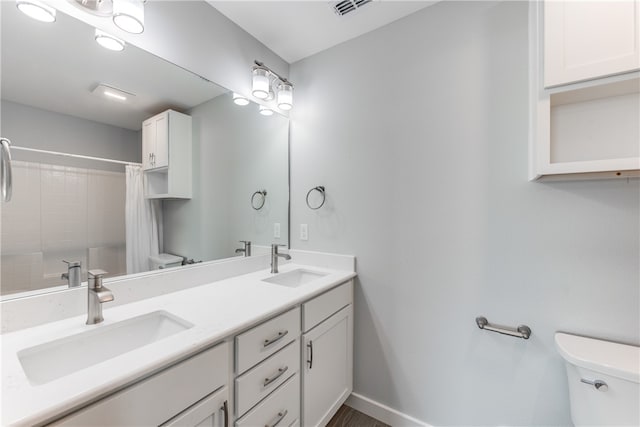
(0, 4), (289, 298)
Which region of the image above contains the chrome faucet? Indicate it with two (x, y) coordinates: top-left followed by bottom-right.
(235, 240), (252, 257)
(270, 244), (291, 274)
(61, 260), (81, 288)
(86, 269), (114, 325)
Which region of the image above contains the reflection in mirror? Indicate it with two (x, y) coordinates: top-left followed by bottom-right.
(0, 4), (289, 299)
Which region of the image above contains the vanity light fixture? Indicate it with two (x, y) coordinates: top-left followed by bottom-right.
(112, 0), (145, 34)
(259, 105), (274, 116)
(277, 82), (293, 111)
(233, 93), (250, 106)
(94, 29), (125, 51)
(16, 0), (56, 23)
(251, 60), (294, 110)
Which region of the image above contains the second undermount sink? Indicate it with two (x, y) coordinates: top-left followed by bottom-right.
(262, 268), (329, 288)
(18, 310), (193, 385)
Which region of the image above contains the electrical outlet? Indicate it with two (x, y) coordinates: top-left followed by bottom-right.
(300, 224), (308, 241)
(274, 223), (281, 238)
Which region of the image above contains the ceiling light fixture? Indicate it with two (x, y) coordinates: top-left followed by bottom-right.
(251, 60), (294, 110)
(94, 29), (125, 51)
(16, 0), (56, 23)
(92, 84), (134, 103)
(233, 93), (250, 106)
(112, 0), (145, 34)
(259, 105), (274, 116)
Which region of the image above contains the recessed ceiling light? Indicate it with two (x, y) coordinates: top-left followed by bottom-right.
(112, 0), (145, 34)
(16, 0), (56, 23)
(259, 105), (274, 116)
(95, 29), (125, 52)
(92, 84), (135, 103)
(233, 93), (249, 106)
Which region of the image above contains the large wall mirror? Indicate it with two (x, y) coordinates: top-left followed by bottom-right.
(0, 3), (289, 299)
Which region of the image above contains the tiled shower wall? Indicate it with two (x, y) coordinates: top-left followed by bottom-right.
(1, 161), (126, 295)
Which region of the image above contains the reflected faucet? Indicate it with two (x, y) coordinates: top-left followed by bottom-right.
(270, 244), (291, 274)
(61, 260), (81, 288)
(86, 269), (114, 325)
(235, 240), (252, 257)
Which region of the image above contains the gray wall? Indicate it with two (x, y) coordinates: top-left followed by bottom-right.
(163, 94), (289, 262)
(1, 100), (140, 171)
(289, 1), (639, 425)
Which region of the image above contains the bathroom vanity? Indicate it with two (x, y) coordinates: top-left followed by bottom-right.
(1, 253), (355, 427)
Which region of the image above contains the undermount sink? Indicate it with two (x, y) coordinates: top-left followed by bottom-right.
(18, 311), (193, 385)
(262, 268), (329, 288)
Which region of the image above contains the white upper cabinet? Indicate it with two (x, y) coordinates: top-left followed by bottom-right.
(544, 0), (640, 87)
(530, 1), (640, 181)
(142, 109), (192, 199)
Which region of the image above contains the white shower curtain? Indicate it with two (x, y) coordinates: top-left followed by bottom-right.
(125, 165), (161, 274)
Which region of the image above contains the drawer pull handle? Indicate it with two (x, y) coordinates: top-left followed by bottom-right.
(221, 400), (229, 427)
(307, 340), (313, 369)
(264, 330), (288, 348)
(265, 409), (288, 427)
(264, 366), (289, 387)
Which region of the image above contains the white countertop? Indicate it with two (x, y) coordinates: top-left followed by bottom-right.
(1, 263), (356, 426)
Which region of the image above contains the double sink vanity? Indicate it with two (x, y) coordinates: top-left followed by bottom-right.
(1, 251), (356, 427)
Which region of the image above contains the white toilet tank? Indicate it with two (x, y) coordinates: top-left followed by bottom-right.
(555, 333), (639, 426)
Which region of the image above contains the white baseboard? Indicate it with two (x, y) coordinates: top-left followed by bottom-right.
(345, 392), (431, 427)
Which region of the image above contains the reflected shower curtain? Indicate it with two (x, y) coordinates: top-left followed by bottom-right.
(125, 165), (161, 274)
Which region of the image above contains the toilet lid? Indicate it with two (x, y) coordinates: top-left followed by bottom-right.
(555, 332), (640, 383)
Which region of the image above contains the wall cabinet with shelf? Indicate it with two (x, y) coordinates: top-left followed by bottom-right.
(530, 1), (640, 181)
(142, 109), (192, 199)
(544, 0), (640, 88)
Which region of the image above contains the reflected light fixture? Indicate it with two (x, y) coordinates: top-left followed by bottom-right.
(233, 93), (250, 106)
(259, 105), (274, 116)
(95, 29), (125, 51)
(113, 0), (145, 34)
(252, 60), (294, 110)
(92, 84), (134, 103)
(16, 0), (56, 23)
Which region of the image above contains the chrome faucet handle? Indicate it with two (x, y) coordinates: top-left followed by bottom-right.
(88, 269), (108, 288)
(63, 260), (81, 268)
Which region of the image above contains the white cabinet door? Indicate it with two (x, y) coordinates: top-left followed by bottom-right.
(544, 0), (640, 87)
(142, 119), (155, 170)
(161, 386), (230, 427)
(154, 112), (169, 169)
(302, 305), (353, 427)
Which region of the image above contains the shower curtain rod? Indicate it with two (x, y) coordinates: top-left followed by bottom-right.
(12, 146), (142, 166)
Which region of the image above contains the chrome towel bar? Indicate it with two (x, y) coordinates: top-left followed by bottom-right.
(476, 316), (531, 340)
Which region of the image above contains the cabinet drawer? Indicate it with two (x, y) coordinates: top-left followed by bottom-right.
(235, 340), (299, 416)
(49, 342), (229, 426)
(303, 281), (352, 332)
(236, 374), (300, 427)
(236, 308), (300, 374)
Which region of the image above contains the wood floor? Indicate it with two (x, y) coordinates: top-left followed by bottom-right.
(326, 405), (390, 427)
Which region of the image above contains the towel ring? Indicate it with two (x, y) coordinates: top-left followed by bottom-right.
(251, 190), (267, 210)
(306, 186), (325, 210)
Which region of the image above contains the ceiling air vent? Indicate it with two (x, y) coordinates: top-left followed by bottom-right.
(331, 0), (373, 17)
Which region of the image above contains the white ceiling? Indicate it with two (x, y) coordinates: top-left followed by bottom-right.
(1, 3), (227, 131)
(208, 1), (438, 64)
